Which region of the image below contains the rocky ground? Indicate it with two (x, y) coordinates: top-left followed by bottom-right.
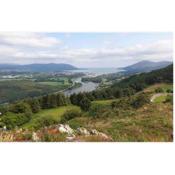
(0, 124), (112, 142)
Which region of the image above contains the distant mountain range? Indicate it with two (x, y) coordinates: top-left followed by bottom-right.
(122, 60), (172, 73)
(0, 63), (77, 72)
(0, 60), (172, 73)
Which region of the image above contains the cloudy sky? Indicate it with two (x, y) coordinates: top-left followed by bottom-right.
(0, 32), (173, 68)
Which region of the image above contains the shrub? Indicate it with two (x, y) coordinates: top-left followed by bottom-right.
(131, 93), (149, 108)
(32, 116), (57, 130)
(1, 112), (32, 129)
(111, 98), (131, 110)
(10, 102), (32, 114)
(89, 104), (113, 118)
(155, 87), (164, 93)
(165, 95), (173, 104)
(60, 109), (81, 123)
(166, 89), (173, 93)
(0, 105), (9, 115)
(79, 97), (91, 111)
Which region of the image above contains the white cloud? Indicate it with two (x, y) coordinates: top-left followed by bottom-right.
(0, 32), (61, 48)
(0, 34), (173, 66)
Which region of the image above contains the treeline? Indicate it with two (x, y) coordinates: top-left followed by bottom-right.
(0, 93), (68, 129)
(70, 64), (173, 106)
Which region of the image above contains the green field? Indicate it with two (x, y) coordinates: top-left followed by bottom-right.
(37, 81), (67, 86)
(92, 99), (116, 105)
(0, 80), (71, 104)
(23, 105), (80, 129)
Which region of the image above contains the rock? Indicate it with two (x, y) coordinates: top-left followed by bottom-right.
(90, 129), (99, 135)
(57, 124), (74, 135)
(57, 124), (67, 133)
(66, 134), (76, 141)
(98, 132), (109, 140)
(32, 132), (40, 141)
(77, 127), (90, 136)
(3, 126), (7, 131)
(64, 124), (74, 135)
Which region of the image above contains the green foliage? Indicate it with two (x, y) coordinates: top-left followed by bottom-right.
(70, 93), (91, 111)
(155, 87), (164, 93)
(0, 105), (9, 115)
(29, 115), (57, 130)
(0, 80), (70, 104)
(60, 109), (81, 123)
(26, 98), (41, 113)
(1, 112), (31, 129)
(165, 95), (173, 104)
(79, 97), (91, 111)
(41, 93), (67, 109)
(89, 103), (114, 118)
(166, 89), (173, 93)
(9, 102), (32, 115)
(131, 93), (149, 108)
(111, 98), (131, 110)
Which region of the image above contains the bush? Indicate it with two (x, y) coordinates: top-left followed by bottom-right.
(10, 102), (32, 114)
(26, 98), (41, 113)
(155, 87), (164, 93)
(111, 98), (131, 110)
(131, 93), (149, 108)
(89, 104), (113, 118)
(165, 95), (173, 104)
(79, 97), (91, 111)
(60, 109), (81, 123)
(166, 89), (173, 93)
(32, 116), (57, 130)
(1, 112), (32, 129)
(0, 105), (9, 115)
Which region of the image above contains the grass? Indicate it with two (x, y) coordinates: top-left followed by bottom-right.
(92, 99), (116, 105)
(23, 105), (80, 129)
(37, 81), (66, 86)
(154, 95), (167, 103)
(0, 80), (71, 104)
(144, 83), (173, 93)
(64, 94), (173, 142)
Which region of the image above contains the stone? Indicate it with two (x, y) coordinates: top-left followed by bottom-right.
(77, 127), (90, 136)
(32, 132), (40, 141)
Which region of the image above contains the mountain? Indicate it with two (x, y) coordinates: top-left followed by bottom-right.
(0, 63), (77, 72)
(122, 60), (172, 73)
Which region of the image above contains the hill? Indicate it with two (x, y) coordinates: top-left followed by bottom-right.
(122, 60), (172, 73)
(0, 63), (77, 72)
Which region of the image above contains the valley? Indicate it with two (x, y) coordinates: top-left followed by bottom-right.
(0, 63), (173, 142)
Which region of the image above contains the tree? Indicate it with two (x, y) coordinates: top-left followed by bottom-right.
(56, 93), (67, 106)
(49, 94), (57, 108)
(10, 102), (32, 114)
(79, 97), (91, 111)
(41, 95), (50, 109)
(26, 98), (41, 113)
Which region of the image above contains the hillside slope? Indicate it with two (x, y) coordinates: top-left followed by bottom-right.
(0, 63), (77, 72)
(122, 60), (172, 73)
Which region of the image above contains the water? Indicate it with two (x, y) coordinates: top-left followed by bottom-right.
(64, 68), (121, 96)
(69, 68), (121, 76)
(64, 77), (98, 96)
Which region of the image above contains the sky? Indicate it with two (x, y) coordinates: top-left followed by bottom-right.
(0, 32), (173, 68)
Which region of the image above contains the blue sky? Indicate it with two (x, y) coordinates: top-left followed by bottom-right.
(0, 32), (173, 67)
